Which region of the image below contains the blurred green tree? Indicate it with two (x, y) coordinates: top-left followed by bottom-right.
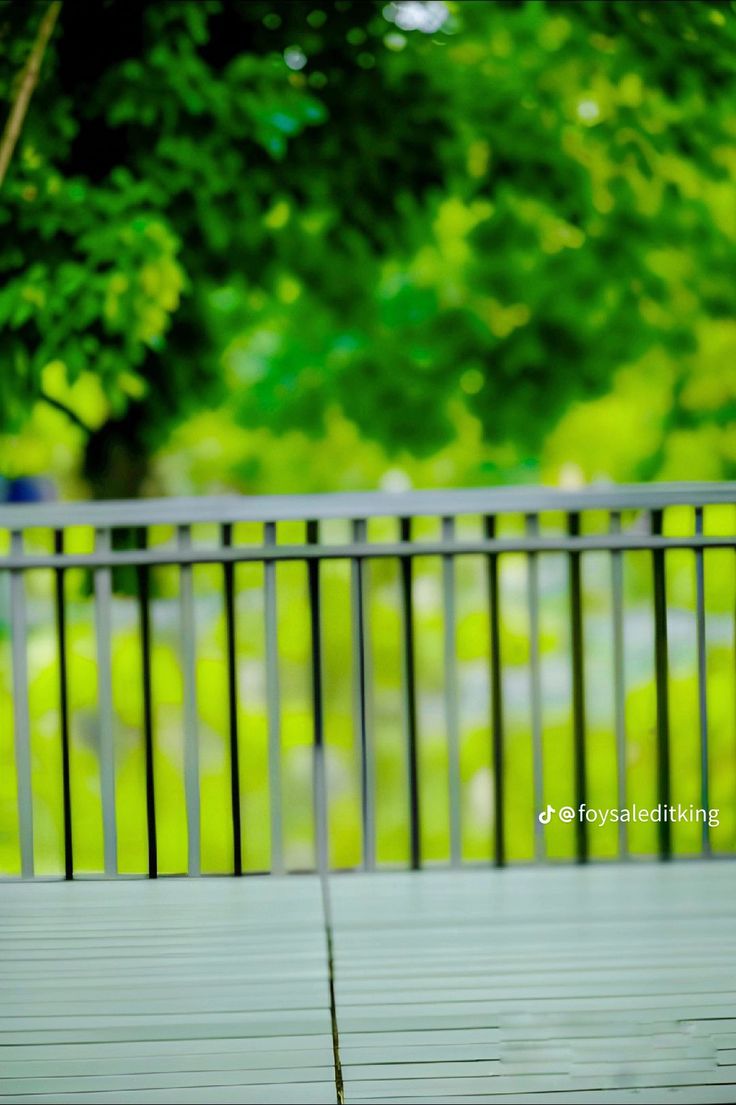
(1, 0), (734, 495)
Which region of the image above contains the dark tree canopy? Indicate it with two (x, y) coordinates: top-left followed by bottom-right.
(1, 0), (735, 494)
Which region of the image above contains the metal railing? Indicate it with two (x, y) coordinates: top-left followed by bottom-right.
(1, 482), (734, 879)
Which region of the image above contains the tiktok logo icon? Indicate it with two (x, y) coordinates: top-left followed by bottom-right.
(538, 805), (555, 824)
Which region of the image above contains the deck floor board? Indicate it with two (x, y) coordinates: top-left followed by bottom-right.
(1, 863), (734, 1103)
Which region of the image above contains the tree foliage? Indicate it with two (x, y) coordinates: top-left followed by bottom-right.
(1, 0), (735, 494)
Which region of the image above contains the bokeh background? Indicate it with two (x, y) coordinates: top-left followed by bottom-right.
(1, 0), (735, 875)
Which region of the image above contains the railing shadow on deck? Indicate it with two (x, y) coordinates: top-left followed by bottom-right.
(1, 482), (734, 880)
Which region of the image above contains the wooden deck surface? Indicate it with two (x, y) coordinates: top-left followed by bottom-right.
(1, 863), (735, 1103)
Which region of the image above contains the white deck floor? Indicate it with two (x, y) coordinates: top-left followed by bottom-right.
(1, 863), (735, 1103)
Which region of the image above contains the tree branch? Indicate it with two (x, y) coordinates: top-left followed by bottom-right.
(39, 390), (93, 436)
(0, 1), (62, 189)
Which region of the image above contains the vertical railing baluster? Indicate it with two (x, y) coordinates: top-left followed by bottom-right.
(485, 516), (504, 867)
(651, 508), (671, 860)
(136, 526), (157, 878)
(54, 530), (73, 880)
(695, 506), (710, 855)
(307, 520), (328, 874)
(399, 517), (420, 871)
(442, 517), (461, 867)
(351, 518), (374, 870)
(526, 514), (544, 861)
(11, 531), (33, 878)
(264, 522), (283, 875)
(179, 525), (200, 876)
(567, 513), (587, 863)
(222, 524), (242, 876)
(94, 528), (117, 876)
(610, 511), (627, 859)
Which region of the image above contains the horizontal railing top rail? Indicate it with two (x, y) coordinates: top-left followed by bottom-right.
(2, 481), (736, 531)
